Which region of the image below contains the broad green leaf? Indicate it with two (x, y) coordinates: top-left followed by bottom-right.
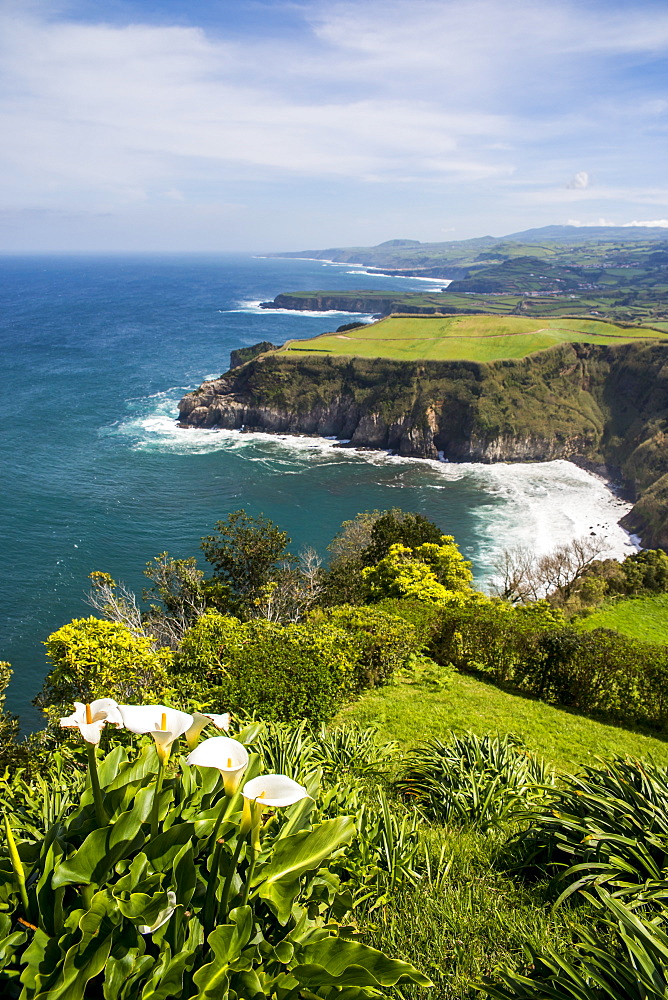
(33, 891), (121, 1000)
(52, 787), (153, 888)
(97, 745), (127, 788)
(294, 937), (433, 989)
(173, 840), (197, 907)
(190, 906), (254, 1000)
(144, 822), (195, 871)
(259, 817), (355, 888)
(141, 942), (196, 1000)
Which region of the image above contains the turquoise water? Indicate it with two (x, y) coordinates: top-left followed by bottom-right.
(0, 253), (635, 729)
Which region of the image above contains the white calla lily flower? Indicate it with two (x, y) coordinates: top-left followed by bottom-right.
(241, 773), (308, 808)
(59, 698), (124, 745)
(138, 891), (177, 935)
(118, 704), (194, 764)
(184, 711), (231, 749)
(186, 735), (248, 794)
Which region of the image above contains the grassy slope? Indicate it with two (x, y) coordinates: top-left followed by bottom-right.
(281, 314), (666, 363)
(576, 594), (668, 644)
(334, 669), (668, 772)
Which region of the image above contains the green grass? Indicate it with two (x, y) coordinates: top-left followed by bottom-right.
(281, 314), (667, 362)
(334, 669), (668, 773)
(576, 594), (668, 644)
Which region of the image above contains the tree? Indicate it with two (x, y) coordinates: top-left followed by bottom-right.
(200, 510), (291, 613)
(362, 540), (473, 604)
(361, 509), (445, 566)
(490, 535), (607, 604)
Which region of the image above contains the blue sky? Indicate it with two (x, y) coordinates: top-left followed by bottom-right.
(0, 0), (667, 250)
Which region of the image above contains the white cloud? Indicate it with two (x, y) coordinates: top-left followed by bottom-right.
(0, 0), (667, 247)
(623, 219), (668, 227)
(567, 171), (589, 190)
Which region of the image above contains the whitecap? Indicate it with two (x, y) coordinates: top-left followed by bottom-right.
(106, 394), (639, 580)
(222, 300), (378, 320)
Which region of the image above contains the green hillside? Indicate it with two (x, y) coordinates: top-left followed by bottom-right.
(336, 669), (668, 773)
(281, 314), (667, 363)
(576, 594), (668, 644)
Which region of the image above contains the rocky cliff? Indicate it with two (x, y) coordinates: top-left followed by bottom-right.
(260, 292), (449, 316)
(178, 341), (668, 548)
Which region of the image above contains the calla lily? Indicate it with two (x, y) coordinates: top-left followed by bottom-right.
(184, 711), (231, 750)
(59, 698), (124, 745)
(186, 736), (249, 795)
(241, 774), (308, 808)
(138, 891), (177, 935)
(118, 704), (194, 764)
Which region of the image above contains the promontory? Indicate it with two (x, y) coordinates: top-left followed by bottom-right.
(178, 315), (668, 550)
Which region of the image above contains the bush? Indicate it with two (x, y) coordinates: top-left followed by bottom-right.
(38, 617), (172, 717)
(429, 602), (668, 730)
(310, 604), (420, 689)
(376, 597), (442, 645)
(395, 732), (552, 832)
(176, 613), (356, 724)
(509, 756), (668, 899)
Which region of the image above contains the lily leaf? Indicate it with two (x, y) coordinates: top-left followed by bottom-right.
(190, 906), (254, 1000)
(294, 937), (433, 989)
(52, 786), (153, 888)
(259, 817), (355, 887)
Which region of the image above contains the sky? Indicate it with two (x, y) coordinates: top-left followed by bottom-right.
(0, 0), (667, 251)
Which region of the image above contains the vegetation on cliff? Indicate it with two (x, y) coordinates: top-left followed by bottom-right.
(179, 338), (668, 549)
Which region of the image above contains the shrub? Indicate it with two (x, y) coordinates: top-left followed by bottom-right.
(176, 613), (356, 724)
(376, 597), (442, 645)
(509, 756), (668, 899)
(395, 732), (552, 832)
(38, 617), (172, 717)
(310, 604), (420, 689)
(429, 603), (668, 730)
(482, 889), (668, 1000)
(362, 539), (474, 604)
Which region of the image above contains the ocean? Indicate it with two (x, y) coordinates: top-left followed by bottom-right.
(0, 253), (636, 730)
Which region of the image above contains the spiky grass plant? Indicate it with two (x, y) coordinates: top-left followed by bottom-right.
(481, 888), (668, 1000)
(395, 732), (553, 832)
(509, 756), (668, 901)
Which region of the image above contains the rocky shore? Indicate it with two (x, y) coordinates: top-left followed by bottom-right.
(178, 341), (668, 549)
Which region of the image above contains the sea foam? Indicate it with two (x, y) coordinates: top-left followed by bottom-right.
(108, 394), (638, 580)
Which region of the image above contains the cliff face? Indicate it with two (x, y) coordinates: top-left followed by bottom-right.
(178, 342), (668, 547)
(260, 292), (448, 316)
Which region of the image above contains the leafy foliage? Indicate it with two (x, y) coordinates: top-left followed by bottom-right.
(363, 540), (474, 604)
(38, 618), (172, 717)
(509, 756), (668, 901)
(361, 510), (445, 567)
(310, 604), (420, 689)
(395, 732), (553, 832)
(0, 733), (431, 1000)
(200, 510), (291, 614)
(176, 613), (356, 723)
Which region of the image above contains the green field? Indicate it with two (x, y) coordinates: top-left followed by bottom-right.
(282, 314), (667, 362)
(334, 669), (668, 773)
(576, 594), (668, 644)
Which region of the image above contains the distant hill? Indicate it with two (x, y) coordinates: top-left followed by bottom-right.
(504, 225), (668, 243)
(270, 227), (668, 276)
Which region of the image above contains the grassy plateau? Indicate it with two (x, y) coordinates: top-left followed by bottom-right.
(281, 314), (667, 363)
